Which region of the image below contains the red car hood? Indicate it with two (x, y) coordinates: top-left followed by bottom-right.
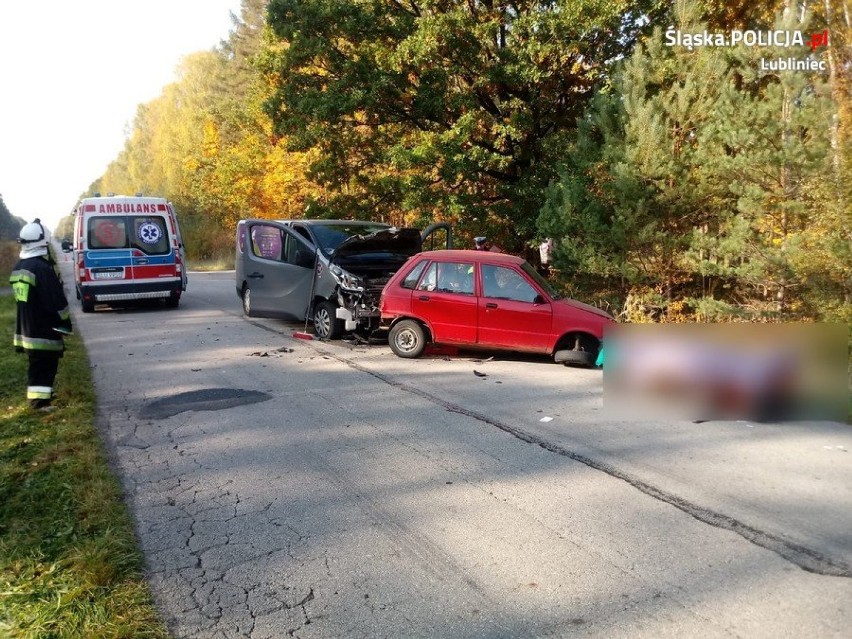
(556, 297), (614, 321)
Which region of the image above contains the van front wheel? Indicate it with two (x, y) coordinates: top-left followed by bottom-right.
(313, 300), (343, 340)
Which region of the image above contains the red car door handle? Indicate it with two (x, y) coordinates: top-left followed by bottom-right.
(418, 295), (430, 301)
(485, 302), (498, 309)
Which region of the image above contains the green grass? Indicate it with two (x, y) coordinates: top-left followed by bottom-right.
(186, 255), (235, 271)
(0, 295), (169, 638)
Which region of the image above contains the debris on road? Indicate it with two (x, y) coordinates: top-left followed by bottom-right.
(539, 416), (554, 423)
(250, 346), (294, 357)
(473, 370), (488, 378)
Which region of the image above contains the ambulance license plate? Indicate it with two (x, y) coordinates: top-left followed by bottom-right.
(92, 268), (124, 280)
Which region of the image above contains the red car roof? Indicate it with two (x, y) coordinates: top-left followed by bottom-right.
(418, 249), (524, 265)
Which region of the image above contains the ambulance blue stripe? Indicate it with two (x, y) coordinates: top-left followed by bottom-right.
(83, 249), (174, 268)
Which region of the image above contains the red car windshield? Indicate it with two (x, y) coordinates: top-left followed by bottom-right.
(520, 261), (562, 299)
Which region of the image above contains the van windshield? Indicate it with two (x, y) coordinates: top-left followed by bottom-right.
(88, 216), (170, 255)
(310, 223), (390, 255)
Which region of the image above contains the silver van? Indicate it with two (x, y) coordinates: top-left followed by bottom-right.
(235, 219), (450, 338)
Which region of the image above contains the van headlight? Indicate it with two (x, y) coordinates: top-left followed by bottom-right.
(329, 265), (365, 292)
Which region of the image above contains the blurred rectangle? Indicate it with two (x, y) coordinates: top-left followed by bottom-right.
(603, 324), (848, 422)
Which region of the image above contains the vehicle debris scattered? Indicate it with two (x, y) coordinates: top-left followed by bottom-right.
(249, 346), (295, 357)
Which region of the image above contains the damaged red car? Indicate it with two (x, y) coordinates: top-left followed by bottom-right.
(379, 250), (613, 365)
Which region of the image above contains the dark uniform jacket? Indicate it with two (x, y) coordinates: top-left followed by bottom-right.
(9, 255), (72, 354)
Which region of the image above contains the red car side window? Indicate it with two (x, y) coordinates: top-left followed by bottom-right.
(435, 262), (474, 295)
(417, 261), (474, 295)
(482, 265), (538, 303)
(401, 260), (428, 289)
(418, 263), (438, 291)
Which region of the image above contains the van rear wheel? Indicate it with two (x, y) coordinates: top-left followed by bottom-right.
(242, 286), (253, 317)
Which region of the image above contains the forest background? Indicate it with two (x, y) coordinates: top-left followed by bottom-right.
(36, 0), (850, 323)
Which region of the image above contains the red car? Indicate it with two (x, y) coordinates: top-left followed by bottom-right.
(379, 250), (614, 365)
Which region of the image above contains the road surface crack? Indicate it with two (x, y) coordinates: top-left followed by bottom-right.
(318, 346), (852, 579)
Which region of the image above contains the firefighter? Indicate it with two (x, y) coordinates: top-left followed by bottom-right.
(9, 219), (73, 411)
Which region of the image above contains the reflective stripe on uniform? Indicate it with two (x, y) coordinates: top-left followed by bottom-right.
(10, 269), (36, 303)
(10, 269), (37, 286)
(27, 386), (53, 400)
(11, 281), (29, 302)
(58, 306), (70, 320)
(13, 334), (64, 351)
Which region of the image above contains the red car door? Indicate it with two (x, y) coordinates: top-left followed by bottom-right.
(411, 260), (478, 344)
(477, 264), (553, 353)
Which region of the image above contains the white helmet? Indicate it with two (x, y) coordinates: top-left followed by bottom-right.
(19, 219), (50, 258)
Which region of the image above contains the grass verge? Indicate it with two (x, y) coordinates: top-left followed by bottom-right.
(186, 255), (235, 272)
(0, 294), (168, 638)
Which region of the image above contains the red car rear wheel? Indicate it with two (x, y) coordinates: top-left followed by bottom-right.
(389, 320), (426, 358)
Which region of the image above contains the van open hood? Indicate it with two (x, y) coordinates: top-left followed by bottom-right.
(331, 228), (422, 267)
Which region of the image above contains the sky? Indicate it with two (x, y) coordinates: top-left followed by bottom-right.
(0, 0), (244, 231)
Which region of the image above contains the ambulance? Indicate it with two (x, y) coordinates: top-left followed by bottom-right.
(64, 195), (188, 312)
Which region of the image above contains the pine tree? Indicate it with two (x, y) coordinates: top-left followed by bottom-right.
(688, 5), (841, 319)
(538, 0), (847, 321)
(539, 1), (734, 319)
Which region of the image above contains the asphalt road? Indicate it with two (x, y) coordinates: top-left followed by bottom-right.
(61, 266), (852, 638)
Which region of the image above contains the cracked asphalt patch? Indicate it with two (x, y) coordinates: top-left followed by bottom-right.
(140, 388), (272, 420)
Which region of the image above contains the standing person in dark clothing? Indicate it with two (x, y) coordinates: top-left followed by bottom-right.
(473, 236), (503, 253)
(9, 219), (72, 411)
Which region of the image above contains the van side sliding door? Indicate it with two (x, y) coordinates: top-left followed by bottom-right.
(243, 221), (316, 320)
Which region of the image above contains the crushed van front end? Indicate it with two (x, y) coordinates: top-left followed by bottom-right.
(331, 267), (399, 333)
(321, 227), (423, 334)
